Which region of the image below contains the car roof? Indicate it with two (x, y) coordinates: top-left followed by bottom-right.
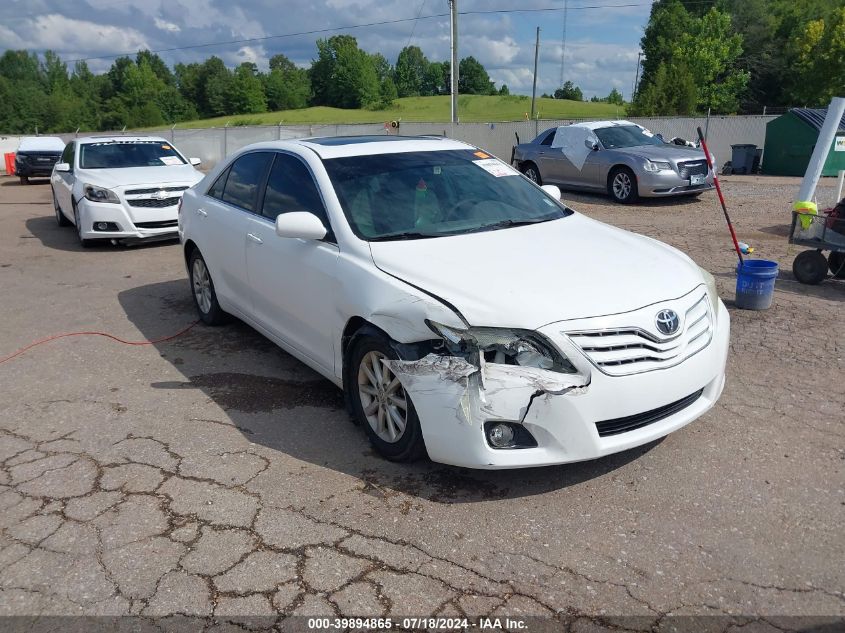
(569, 120), (637, 131)
(18, 137), (66, 152)
(237, 135), (475, 159)
(74, 136), (171, 145)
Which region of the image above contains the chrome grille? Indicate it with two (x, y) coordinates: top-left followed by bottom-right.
(128, 197), (181, 208)
(567, 294), (713, 376)
(678, 160), (708, 179)
(125, 186), (189, 195)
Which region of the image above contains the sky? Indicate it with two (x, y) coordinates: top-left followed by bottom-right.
(0, 0), (653, 100)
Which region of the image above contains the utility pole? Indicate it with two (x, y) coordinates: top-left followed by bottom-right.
(559, 0), (568, 89)
(632, 51), (643, 99)
(449, 0), (459, 123)
(531, 27), (540, 120)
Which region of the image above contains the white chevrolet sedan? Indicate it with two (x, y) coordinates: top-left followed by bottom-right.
(179, 136), (729, 469)
(52, 136), (204, 246)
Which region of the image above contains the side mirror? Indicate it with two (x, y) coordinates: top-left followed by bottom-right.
(54, 162), (70, 172)
(541, 184), (561, 200)
(275, 212), (327, 241)
(189, 157), (202, 166)
(584, 139), (599, 151)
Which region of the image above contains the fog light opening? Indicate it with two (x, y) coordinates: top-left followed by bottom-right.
(93, 222), (119, 232)
(484, 421), (538, 450)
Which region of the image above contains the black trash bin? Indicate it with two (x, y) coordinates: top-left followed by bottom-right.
(731, 144), (758, 174)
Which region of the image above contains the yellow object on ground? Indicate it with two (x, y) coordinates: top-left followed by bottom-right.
(793, 200), (818, 230)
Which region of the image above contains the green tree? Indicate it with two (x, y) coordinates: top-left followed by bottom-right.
(309, 35), (379, 108)
(499, 84), (510, 96)
(201, 57), (234, 117)
(227, 62), (267, 114)
(394, 46), (428, 97)
(422, 61), (445, 95)
(555, 81), (583, 101)
(458, 56), (494, 95)
(631, 62), (698, 115)
(265, 55), (310, 111)
(606, 87), (624, 105)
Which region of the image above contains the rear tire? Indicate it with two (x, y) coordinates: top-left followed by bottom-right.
(608, 166), (639, 204)
(520, 162), (542, 185)
(348, 331), (426, 463)
(827, 251), (845, 279)
(53, 189), (70, 226)
(792, 250), (827, 285)
(19, 176), (29, 185)
(188, 249), (228, 325)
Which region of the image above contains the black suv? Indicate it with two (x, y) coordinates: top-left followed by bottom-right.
(14, 137), (66, 184)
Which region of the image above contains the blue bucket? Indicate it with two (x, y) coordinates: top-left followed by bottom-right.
(735, 259), (778, 310)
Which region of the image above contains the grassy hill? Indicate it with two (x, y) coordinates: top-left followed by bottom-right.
(171, 95), (625, 128)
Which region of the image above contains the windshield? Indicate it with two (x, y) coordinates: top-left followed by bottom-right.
(79, 141), (186, 169)
(594, 125), (665, 149)
(323, 150), (571, 240)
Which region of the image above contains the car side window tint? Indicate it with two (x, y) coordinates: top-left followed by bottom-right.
(207, 166), (230, 200)
(261, 154), (329, 227)
(540, 131), (555, 146)
(61, 143), (74, 167)
(221, 152), (273, 212)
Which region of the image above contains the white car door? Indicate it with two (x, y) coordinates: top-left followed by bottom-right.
(200, 151), (274, 315)
(52, 141), (75, 213)
(243, 152), (339, 373)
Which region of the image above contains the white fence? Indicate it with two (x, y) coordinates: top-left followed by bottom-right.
(2, 115), (776, 174)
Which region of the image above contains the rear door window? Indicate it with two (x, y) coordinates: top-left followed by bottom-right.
(220, 152), (273, 213)
(540, 130), (556, 146)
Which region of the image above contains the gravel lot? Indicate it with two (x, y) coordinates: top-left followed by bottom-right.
(0, 174), (842, 630)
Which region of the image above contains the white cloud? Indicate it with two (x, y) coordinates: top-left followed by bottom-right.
(154, 17), (180, 33)
(0, 13), (149, 54)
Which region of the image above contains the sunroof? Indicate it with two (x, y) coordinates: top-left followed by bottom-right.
(305, 135), (438, 146)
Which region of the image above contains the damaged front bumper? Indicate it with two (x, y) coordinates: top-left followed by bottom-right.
(388, 300), (730, 469)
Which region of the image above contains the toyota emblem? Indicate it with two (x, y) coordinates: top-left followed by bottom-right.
(655, 309), (680, 336)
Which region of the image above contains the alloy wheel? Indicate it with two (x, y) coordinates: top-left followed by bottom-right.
(357, 351), (408, 443)
(613, 172), (632, 200)
(525, 167), (539, 183)
(192, 258), (213, 314)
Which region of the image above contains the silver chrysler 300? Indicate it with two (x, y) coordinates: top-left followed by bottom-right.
(511, 120), (715, 204)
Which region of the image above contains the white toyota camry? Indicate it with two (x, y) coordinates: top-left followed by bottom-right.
(51, 136), (204, 246)
(179, 136), (730, 469)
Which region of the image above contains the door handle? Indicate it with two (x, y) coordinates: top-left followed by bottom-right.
(196, 208), (207, 217)
(246, 233), (263, 244)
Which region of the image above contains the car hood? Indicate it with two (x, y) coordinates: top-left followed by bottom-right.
(368, 214), (704, 328)
(75, 165), (203, 188)
(612, 144), (706, 162)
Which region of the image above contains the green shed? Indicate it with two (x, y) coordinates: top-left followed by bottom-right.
(762, 108), (845, 177)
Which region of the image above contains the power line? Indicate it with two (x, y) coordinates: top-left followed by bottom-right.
(49, 1), (698, 64)
(405, 0), (428, 48)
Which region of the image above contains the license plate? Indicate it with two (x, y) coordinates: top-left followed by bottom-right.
(690, 174), (705, 185)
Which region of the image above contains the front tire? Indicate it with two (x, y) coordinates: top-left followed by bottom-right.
(53, 189), (70, 226)
(792, 250), (828, 285)
(608, 166), (639, 204)
(349, 332), (426, 463)
(520, 162), (542, 185)
(188, 249), (227, 325)
(19, 176), (29, 185)
(73, 201), (96, 248)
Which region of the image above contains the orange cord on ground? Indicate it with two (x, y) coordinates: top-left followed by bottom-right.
(0, 321), (200, 365)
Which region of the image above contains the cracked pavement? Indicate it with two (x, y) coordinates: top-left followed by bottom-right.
(0, 175), (843, 630)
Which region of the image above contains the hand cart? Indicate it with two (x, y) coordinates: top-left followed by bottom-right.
(789, 208), (845, 284)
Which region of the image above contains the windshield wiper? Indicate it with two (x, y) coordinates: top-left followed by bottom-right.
(463, 217), (557, 234)
(368, 231), (445, 241)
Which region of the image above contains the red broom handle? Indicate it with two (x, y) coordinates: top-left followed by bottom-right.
(697, 127), (743, 266)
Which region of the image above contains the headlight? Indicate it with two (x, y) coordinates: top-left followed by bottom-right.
(699, 266), (719, 314)
(84, 184), (120, 204)
(426, 321), (578, 374)
(643, 160), (672, 172)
